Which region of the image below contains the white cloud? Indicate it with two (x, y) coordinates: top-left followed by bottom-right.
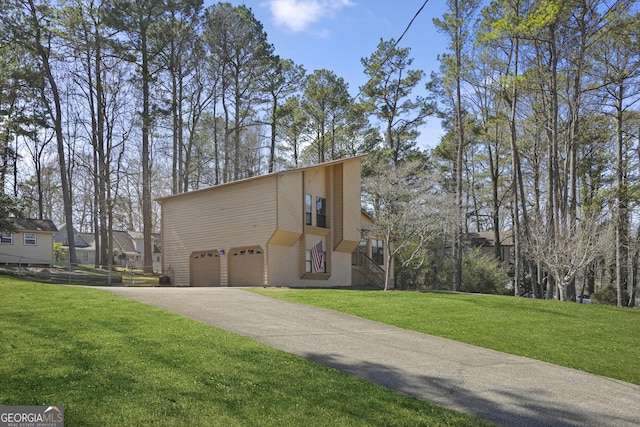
(266, 0), (355, 33)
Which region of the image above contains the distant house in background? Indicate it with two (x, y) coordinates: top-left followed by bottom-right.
(0, 218), (58, 267)
(55, 225), (161, 272)
(128, 231), (162, 273)
(159, 157), (380, 287)
(467, 231), (513, 264)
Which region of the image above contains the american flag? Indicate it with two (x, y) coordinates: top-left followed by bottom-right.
(311, 240), (324, 273)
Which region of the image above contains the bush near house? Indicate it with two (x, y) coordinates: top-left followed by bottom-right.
(461, 249), (510, 294)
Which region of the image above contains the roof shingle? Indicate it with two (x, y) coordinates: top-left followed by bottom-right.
(6, 218), (58, 233)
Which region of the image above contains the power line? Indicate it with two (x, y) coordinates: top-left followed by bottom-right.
(395, 0), (430, 49)
(354, 0), (431, 102)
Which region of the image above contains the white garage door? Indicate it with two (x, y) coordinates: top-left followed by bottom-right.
(190, 250), (221, 287)
(228, 246), (264, 287)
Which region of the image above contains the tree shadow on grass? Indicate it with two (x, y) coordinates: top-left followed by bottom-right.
(302, 352), (637, 427)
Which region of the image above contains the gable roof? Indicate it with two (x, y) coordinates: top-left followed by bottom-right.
(468, 231), (513, 247)
(6, 218), (57, 233)
(65, 230), (140, 255)
(157, 156), (364, 203)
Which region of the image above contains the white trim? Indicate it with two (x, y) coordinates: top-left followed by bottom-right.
(24, 233), (37, 246)
(0, 232), (12, 244)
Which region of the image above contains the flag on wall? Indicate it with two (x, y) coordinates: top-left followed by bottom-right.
(311, 240), (324, 273)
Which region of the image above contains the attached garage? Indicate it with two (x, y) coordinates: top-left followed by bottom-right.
(228, 246), (264, 287)
(159, 157), (363, 287)
(190, 250), (221, 287)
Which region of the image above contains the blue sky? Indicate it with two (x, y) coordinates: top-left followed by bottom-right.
(206, 1), (451, 148)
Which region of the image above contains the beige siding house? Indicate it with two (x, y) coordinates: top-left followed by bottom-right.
(0, 218), (58, 266)
(159, 157), (363, 287)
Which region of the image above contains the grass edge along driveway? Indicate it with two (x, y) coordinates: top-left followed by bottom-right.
(0, 278), (492, 427)
(251, 288), (640, 386)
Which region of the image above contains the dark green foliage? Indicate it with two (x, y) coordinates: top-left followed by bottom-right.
(0, 193), (23, 232)
(461, 248), (510, 294)
(591, 285), (618, 305)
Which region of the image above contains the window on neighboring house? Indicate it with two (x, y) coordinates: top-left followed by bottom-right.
(372, 239), (384, 265)
(1, 232), (13, 244)
(82, 252), (89, 262)
(24, 233), (36, 245)
(305, 194), (312, 225)
(316, 196), (326, 228)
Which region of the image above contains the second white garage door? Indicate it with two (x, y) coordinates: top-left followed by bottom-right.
(228, 246), (264, 287)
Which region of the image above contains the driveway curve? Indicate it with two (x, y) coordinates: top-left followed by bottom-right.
(98, 287), (640, 427)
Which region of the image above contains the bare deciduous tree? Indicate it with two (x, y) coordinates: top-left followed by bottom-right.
(363, 160), (450, 291)
(526, 213), (613, 301)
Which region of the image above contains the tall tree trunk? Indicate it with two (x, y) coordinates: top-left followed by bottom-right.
(545, 27), (560, 298)
(453, 0), (464, 293)
(233, 80), (241, 180)
(487, 137), (502, 262)
(28, 0), (77, 266)
(269, 94), (277, 173)
(141, 28), (153, 274)
(93, 149), (100, 268)
(616, 84), (628, 307)
(171, 34), (179, 195)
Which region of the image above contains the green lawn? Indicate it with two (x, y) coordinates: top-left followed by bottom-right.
(0, 277), (490, 427)
(252, 288), (640, 386)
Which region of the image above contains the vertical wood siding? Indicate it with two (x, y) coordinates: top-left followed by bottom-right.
(277, 171), (303, 234)
(331, 163), (344, 250)
(161, 157), (363, 287)
(161, 177), (277, 286)
(334, 158), (361, 252)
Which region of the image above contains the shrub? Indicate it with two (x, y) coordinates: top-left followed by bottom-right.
(591, 285), (618, 305)
(53, 242), (67, 263)
(461, 248), (510, 294)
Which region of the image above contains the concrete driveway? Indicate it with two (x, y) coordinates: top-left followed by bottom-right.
(98, 287), (640, 427)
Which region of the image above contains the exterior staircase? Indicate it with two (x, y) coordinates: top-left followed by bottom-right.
(352, 251), (385, 288)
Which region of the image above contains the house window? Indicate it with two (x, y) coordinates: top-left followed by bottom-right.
(305, 194), (312, 225)
(372, 239), (384, 266)
(0, 232), (12, 244)
(24, 233), (36, 245)
(305, 241), (326, 273)
(316, 196), (326, 228)
(82, 252), (89, 262)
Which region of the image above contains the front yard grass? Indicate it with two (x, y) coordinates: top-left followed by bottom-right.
(252, 288), (640, 386)
(0, 277), (490, 427)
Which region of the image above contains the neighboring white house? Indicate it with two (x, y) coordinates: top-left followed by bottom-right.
(55, 226), (161, 272)
(0, 218), (58, 266)
(128, 231), (162, 273)
(158, 157), (373, 287)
